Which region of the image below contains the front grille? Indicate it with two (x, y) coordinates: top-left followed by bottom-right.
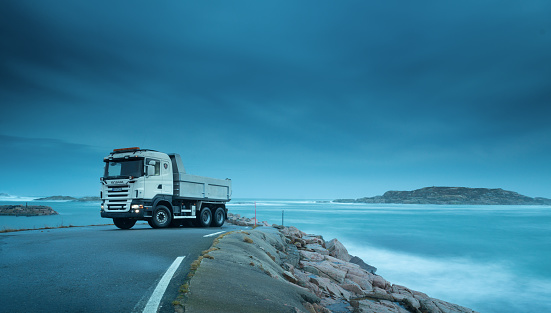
(106, 185), (130, 210)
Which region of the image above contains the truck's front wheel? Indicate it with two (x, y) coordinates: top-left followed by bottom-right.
(150, 205), (172, 228)
(198, 207), (212, 227)
(113, 218), (136, 229)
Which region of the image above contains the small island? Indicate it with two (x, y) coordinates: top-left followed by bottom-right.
(335, 186), (551, 205)
(0, 205), (59, 216)
(34, 196), (101, 202)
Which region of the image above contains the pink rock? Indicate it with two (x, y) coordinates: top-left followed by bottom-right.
(324, 255), (345, 264)
(340, 283), (364, 296)
(346, 272), (373, 291)
(391, 284), (413, 295)
(309, 276), (351, 300)
(352, 299), (410, 313)
(403, 296), (421, 310)
(364, 287), (394, 301)
(299, 250), (325, 262)
(313, 261), (347, 284)
(341, 263), (367, 277)
(326, 238), (352, 262)
(282, 271), (298, 284)
(303, 235), (325, 246)
(305, 244), (329, 255)
(281, 226), (306, 238)
(372, 275), (389, 290)
(411, 289), (429, 299)
(313, 303), (331, 313)
(292, 268), (310, 286)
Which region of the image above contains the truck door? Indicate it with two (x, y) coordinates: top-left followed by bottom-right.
(144, 158), (162, 199)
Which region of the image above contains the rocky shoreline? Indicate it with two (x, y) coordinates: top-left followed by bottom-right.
(177, 214), (477, 313)
(0, 205), (59, 216)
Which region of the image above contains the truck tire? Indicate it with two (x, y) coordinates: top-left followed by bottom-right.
(198, 206), (212, 227)
(150, 205), (172, 228)
(113, 218), (136, 229)
(212, 207), (225, 227)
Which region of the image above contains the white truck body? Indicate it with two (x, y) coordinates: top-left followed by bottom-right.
(100, 147), (231, 229)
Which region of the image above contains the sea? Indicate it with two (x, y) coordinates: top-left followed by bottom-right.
(1, 198), (550, 313)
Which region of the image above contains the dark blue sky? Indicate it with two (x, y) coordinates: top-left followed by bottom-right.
(1, 1), (550, 199)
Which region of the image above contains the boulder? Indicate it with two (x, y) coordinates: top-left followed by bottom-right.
(326, 239), (352, 262)
(304, 244), (329, 255)
(402, 296), (421, 311)
(391, 284), (413, 296)
(324, 255), (346, 264)
(351, 299), (410, 313)
(364, 287), (394, 301)
(302, 265), (320, 276)
(282, 270), (298, 284)
(345, 272), (373, 292)
(349, 255), (377, 273)
(340, 283), (363, 296)
(281, 226), (306, 239)
(299, 250), (325, 262)
(310, 276), (351, 300)
(309, 261), (347, 284)
(372, 275), (390, 290)
(303, 235), (325, 246)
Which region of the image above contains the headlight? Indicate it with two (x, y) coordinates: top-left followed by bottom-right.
(131, 204), (143, 209)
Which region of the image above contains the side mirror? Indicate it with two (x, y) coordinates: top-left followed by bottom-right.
(146, 165), (154, 176)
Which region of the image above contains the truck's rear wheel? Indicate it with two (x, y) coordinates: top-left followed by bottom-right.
(198, 207), (212, 227)
(113, 218), (136, 229)
(150, 205), (172, 228)
(212, 207), (225, 227)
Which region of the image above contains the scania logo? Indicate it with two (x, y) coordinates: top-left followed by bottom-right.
(110, 180), (124, 184)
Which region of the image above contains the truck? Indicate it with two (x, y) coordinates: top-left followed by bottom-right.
(100, 147), (232, 229)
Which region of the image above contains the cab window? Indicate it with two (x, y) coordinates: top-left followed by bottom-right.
(146, 158), (161, 176)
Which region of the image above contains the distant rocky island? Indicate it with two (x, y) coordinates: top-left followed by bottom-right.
(0, 205), (59, 216)
(34, 196), (101, 202)
(335, 187), (551, 205)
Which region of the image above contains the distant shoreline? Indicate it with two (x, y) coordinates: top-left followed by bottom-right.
(33, 196), (101, 202)
(335, 186), (551, 205)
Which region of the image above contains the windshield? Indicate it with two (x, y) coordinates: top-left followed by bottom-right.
(104, 159), (144, 179)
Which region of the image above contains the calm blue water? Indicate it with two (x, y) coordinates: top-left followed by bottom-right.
(2, 199), (550, 313)
(0, 200), (105, 230)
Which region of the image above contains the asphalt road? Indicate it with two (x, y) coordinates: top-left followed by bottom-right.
(0, 223), (242, 313)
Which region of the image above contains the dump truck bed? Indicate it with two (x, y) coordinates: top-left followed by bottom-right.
(173, 173), (232, 201)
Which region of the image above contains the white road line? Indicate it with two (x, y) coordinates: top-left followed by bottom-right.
(203, 231), (225, 238)
(143, 256), (185, 313)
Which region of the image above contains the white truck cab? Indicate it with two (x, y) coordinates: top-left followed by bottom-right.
(100, 147), (231, 229)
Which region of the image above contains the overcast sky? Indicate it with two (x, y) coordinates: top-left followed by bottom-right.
(1, 1), (550, 199)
